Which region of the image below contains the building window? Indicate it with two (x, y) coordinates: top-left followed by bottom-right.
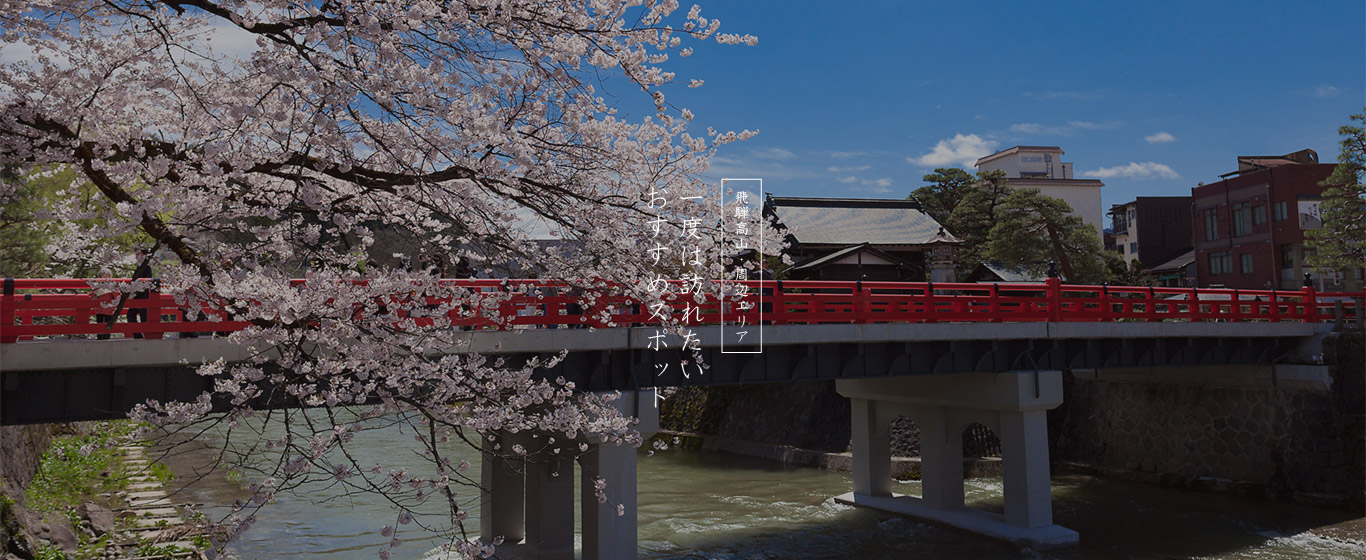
(1273, 201), (1288, 222)
(1253, 205), (1266, 225)
(1203, 209), (1219, 241)
(1129, 242), (1138, 254)
(1118, 245), (1125, 255)
(1209, 251), (1232, 275)
(1232, 202), (1251, 236)
(1279, 244), (1297, 285)
(1241, 253), (1253, 274)
(1113, 212), (1128, 233)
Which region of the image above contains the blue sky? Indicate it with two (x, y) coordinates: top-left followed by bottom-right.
(645, 0), (1365, 214)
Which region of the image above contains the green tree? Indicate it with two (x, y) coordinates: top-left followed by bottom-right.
(942, 169), (1012, 275)
(1106, 256), (1151, 286)
(1305, 109), (1366, 275)
(0, 167), (149, 277)
(986, 187), (1109, 283)
(909, 167), (977, 225)
(0, 168), (52, 276)
(912, 169), (1110, 282)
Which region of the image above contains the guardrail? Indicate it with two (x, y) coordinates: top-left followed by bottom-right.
(1, 278), (1361, 343)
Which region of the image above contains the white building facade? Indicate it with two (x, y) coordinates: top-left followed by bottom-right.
(1110, 200), (1139, 264)
(974, 146), (1105, 236)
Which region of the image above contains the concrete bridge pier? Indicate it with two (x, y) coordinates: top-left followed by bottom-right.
(835, 372), (1079, 549)
(481, 431), (527, 546)
(478, 389), (658, 560)
(580, 390), (658, 560)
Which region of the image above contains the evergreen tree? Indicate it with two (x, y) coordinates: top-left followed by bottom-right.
(1306, 110), (1366, 275)
(0, 167), (50, 277)
(986, 187), (1109, 283)
(908, 167), (976, 225)
(913, 170), (1109, 281)
(943, 169), (1012, 275)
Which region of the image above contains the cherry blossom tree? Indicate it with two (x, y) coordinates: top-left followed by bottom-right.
(1, 0), (768, 557)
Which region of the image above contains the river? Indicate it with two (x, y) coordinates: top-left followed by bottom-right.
(158, 419), (1365, 560)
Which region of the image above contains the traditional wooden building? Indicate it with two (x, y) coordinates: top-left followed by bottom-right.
(764, 196), (959, 281)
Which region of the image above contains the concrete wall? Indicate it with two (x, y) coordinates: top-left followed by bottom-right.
(1022, 182), (1104, 236)
(1050, 332), (1363, 510)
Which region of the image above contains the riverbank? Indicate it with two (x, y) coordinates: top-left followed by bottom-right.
(0, 422), (208, 559)
(138, 415), (1366, 560)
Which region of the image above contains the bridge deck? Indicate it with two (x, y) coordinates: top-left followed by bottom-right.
(2, 277), (1355, 425)
(0, 322), (1331, 425)
(0, 321), (1326, 372)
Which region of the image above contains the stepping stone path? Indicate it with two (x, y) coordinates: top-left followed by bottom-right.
(107, 444), (208, 560)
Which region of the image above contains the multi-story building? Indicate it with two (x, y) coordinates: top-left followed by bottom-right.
(1108, 196), (1193, 267)
(1190, 149), (1357, 292)
(974, 146), (1105, 235)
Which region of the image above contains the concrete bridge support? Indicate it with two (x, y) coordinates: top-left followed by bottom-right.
(835, 371), (1079, 549)
(479, 389), (658, 560)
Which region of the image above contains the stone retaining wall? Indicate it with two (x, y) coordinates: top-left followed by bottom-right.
(1050, 332), (1363, 510)
(662, 333), (1363, 510)
(1, 424), (53, 503)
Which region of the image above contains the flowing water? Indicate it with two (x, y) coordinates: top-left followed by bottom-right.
(159, 420), (1365, 560)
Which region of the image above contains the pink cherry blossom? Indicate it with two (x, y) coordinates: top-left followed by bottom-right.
(1, 0), (775, 554)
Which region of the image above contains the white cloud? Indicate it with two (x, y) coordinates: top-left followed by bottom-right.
(1022, 90), (1100, 101)
(1068, 120), (1123, 130)
(2, 20), (262, 69)
(204, 19), (262, 61)
(1313, 85), (1342, 98)
(827, 165), (871, 173)
(908, 134), (997, 168)
(0, 42), (38, 65)
(1144, 131), (1176, 144)
(1081, 162), (1179, 180)
(1012, 121), (1123, 136)
(705, 154), (805, 182)
(508, 205), (561, 240)
(833, 175), (893, 193)
(752, 147), (795, 160)
(857, 184), (893, 194)
(1011, 123), (1051, 134)
(827, 150), (869, 160)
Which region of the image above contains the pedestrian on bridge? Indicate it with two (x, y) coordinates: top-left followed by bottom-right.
(128, 249), (156, 339)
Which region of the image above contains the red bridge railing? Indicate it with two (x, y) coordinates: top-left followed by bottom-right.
(1, 278), (1360, 343)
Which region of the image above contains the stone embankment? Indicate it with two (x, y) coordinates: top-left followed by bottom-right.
(0, 424), (208, 560)
(1050, 332), (1364, 511)
(660, 332), (1364, 510)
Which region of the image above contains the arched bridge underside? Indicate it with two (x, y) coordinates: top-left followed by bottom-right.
(0, 322), (1328, 426)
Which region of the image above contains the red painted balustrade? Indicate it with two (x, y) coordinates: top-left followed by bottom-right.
(1, 278), (1360, 343)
